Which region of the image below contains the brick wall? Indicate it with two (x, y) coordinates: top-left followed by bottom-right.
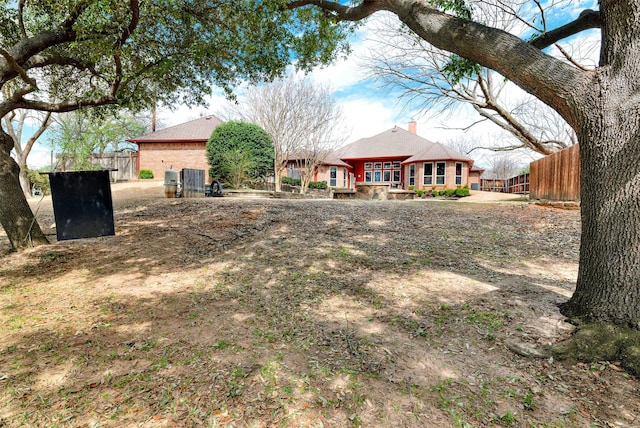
(404, 160), (471, 190)
(138, 142), (209, 181)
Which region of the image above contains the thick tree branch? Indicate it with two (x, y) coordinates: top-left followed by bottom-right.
(118, 0), (140, 47)
(7, 96), (117, 115)
(24, 54), (96, 74)
(0, 48), (37, 88)
(18, 0), (27, 37)
(286, 0), (386, 21)
(529, 9), (601, 50)
(467, 144), (525, 153)
(0, 1), (92, 84)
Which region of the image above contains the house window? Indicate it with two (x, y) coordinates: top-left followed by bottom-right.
(383, 170), (391, 182)
(436, 162), (446, 185)
(365, 171), (372, 182)
(393, 161), (401, 169)
(374, 162), (382, 169)
(393, 170), (401, 183)
(409, 164), (415, 186)
(330, 166), (337, 187)
(455, 162), (463, 185)
(383, 162), (392, 169)
(423, 162), (433, 185)
(364, 162), (373, 170)
(343, 169), (347, 187)
(374, 170), (382, 182)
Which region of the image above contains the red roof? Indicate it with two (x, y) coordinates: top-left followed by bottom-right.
(128, 115), (223, 143)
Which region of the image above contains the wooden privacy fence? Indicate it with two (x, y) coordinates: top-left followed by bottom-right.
(57, 151), (139, 181)
(480, 173), (529, 194)
(530, 144), (580, 201)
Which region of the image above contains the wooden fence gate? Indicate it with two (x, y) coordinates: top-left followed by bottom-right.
(181, 168), (205, 198)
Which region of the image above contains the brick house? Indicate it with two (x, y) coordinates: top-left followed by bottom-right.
(310, 121), (483, 191)
(127, 115), (223, 181)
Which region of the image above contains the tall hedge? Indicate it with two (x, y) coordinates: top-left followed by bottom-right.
(206, 121), (274, 184)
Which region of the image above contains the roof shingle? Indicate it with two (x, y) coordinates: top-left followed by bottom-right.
(337, 126), (433, 159)
(128, 115), (223, 143)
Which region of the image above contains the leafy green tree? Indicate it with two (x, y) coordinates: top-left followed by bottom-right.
(206, 121), (274, 187)
(50, 109), (146, 171)
(0, 0), (350, 250)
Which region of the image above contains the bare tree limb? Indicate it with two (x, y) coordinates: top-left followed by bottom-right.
(529, 9), (601, 50)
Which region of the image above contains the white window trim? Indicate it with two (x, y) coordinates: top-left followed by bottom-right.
(423, 162), (433, 186)
(455, 162), (463, 185)
(329, 166), (337, 187)
(436, 161), (446, 185)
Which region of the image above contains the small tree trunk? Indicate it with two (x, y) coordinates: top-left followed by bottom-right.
(300, 172), (310, 194)
(274, 159), (282, 192)
(18, 164), (31, 197)
(0, 145), (49, 250)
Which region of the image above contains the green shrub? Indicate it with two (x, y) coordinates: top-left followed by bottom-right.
(281, 176), (301, 186)
(455, 185), (470, 197)
(309, 180), (327, 189)
(445, 188), (456, 197)
(28, 169), (50, 195)
(139, 169), (154, 179)
(416, 189), (424, 197)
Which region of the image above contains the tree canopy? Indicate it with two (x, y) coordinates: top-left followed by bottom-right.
(50, 109), (146, 171)
(0, 0), (353, 117)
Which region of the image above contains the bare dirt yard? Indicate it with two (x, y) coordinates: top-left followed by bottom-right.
(1, 182), (638, 427)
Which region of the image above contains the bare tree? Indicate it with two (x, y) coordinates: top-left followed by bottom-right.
(484, 154), (522, 179)
(2, 109), (52, 196)
(361, 4), (588, 155)
(234, 77), (347, 193)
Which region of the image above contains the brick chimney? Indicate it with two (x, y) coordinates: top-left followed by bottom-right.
(408, 120), (417, 135)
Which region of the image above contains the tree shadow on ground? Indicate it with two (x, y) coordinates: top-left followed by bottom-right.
(1, 198), (637, 427)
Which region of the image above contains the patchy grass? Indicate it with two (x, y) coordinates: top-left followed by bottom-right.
(0, 193), (637, 426)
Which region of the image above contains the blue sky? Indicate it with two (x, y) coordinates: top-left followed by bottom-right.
(25, 1), (599, 170)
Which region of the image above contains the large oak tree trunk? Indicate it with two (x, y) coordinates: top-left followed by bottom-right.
(0, 132), (48, 250)
(560, 0), (640, 328)
(561, 112), (640, 328)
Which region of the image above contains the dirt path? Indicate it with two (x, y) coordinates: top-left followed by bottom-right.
(0, 184), (637, 427)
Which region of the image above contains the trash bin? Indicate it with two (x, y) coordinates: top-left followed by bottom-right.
(164, 168), (178, 198)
